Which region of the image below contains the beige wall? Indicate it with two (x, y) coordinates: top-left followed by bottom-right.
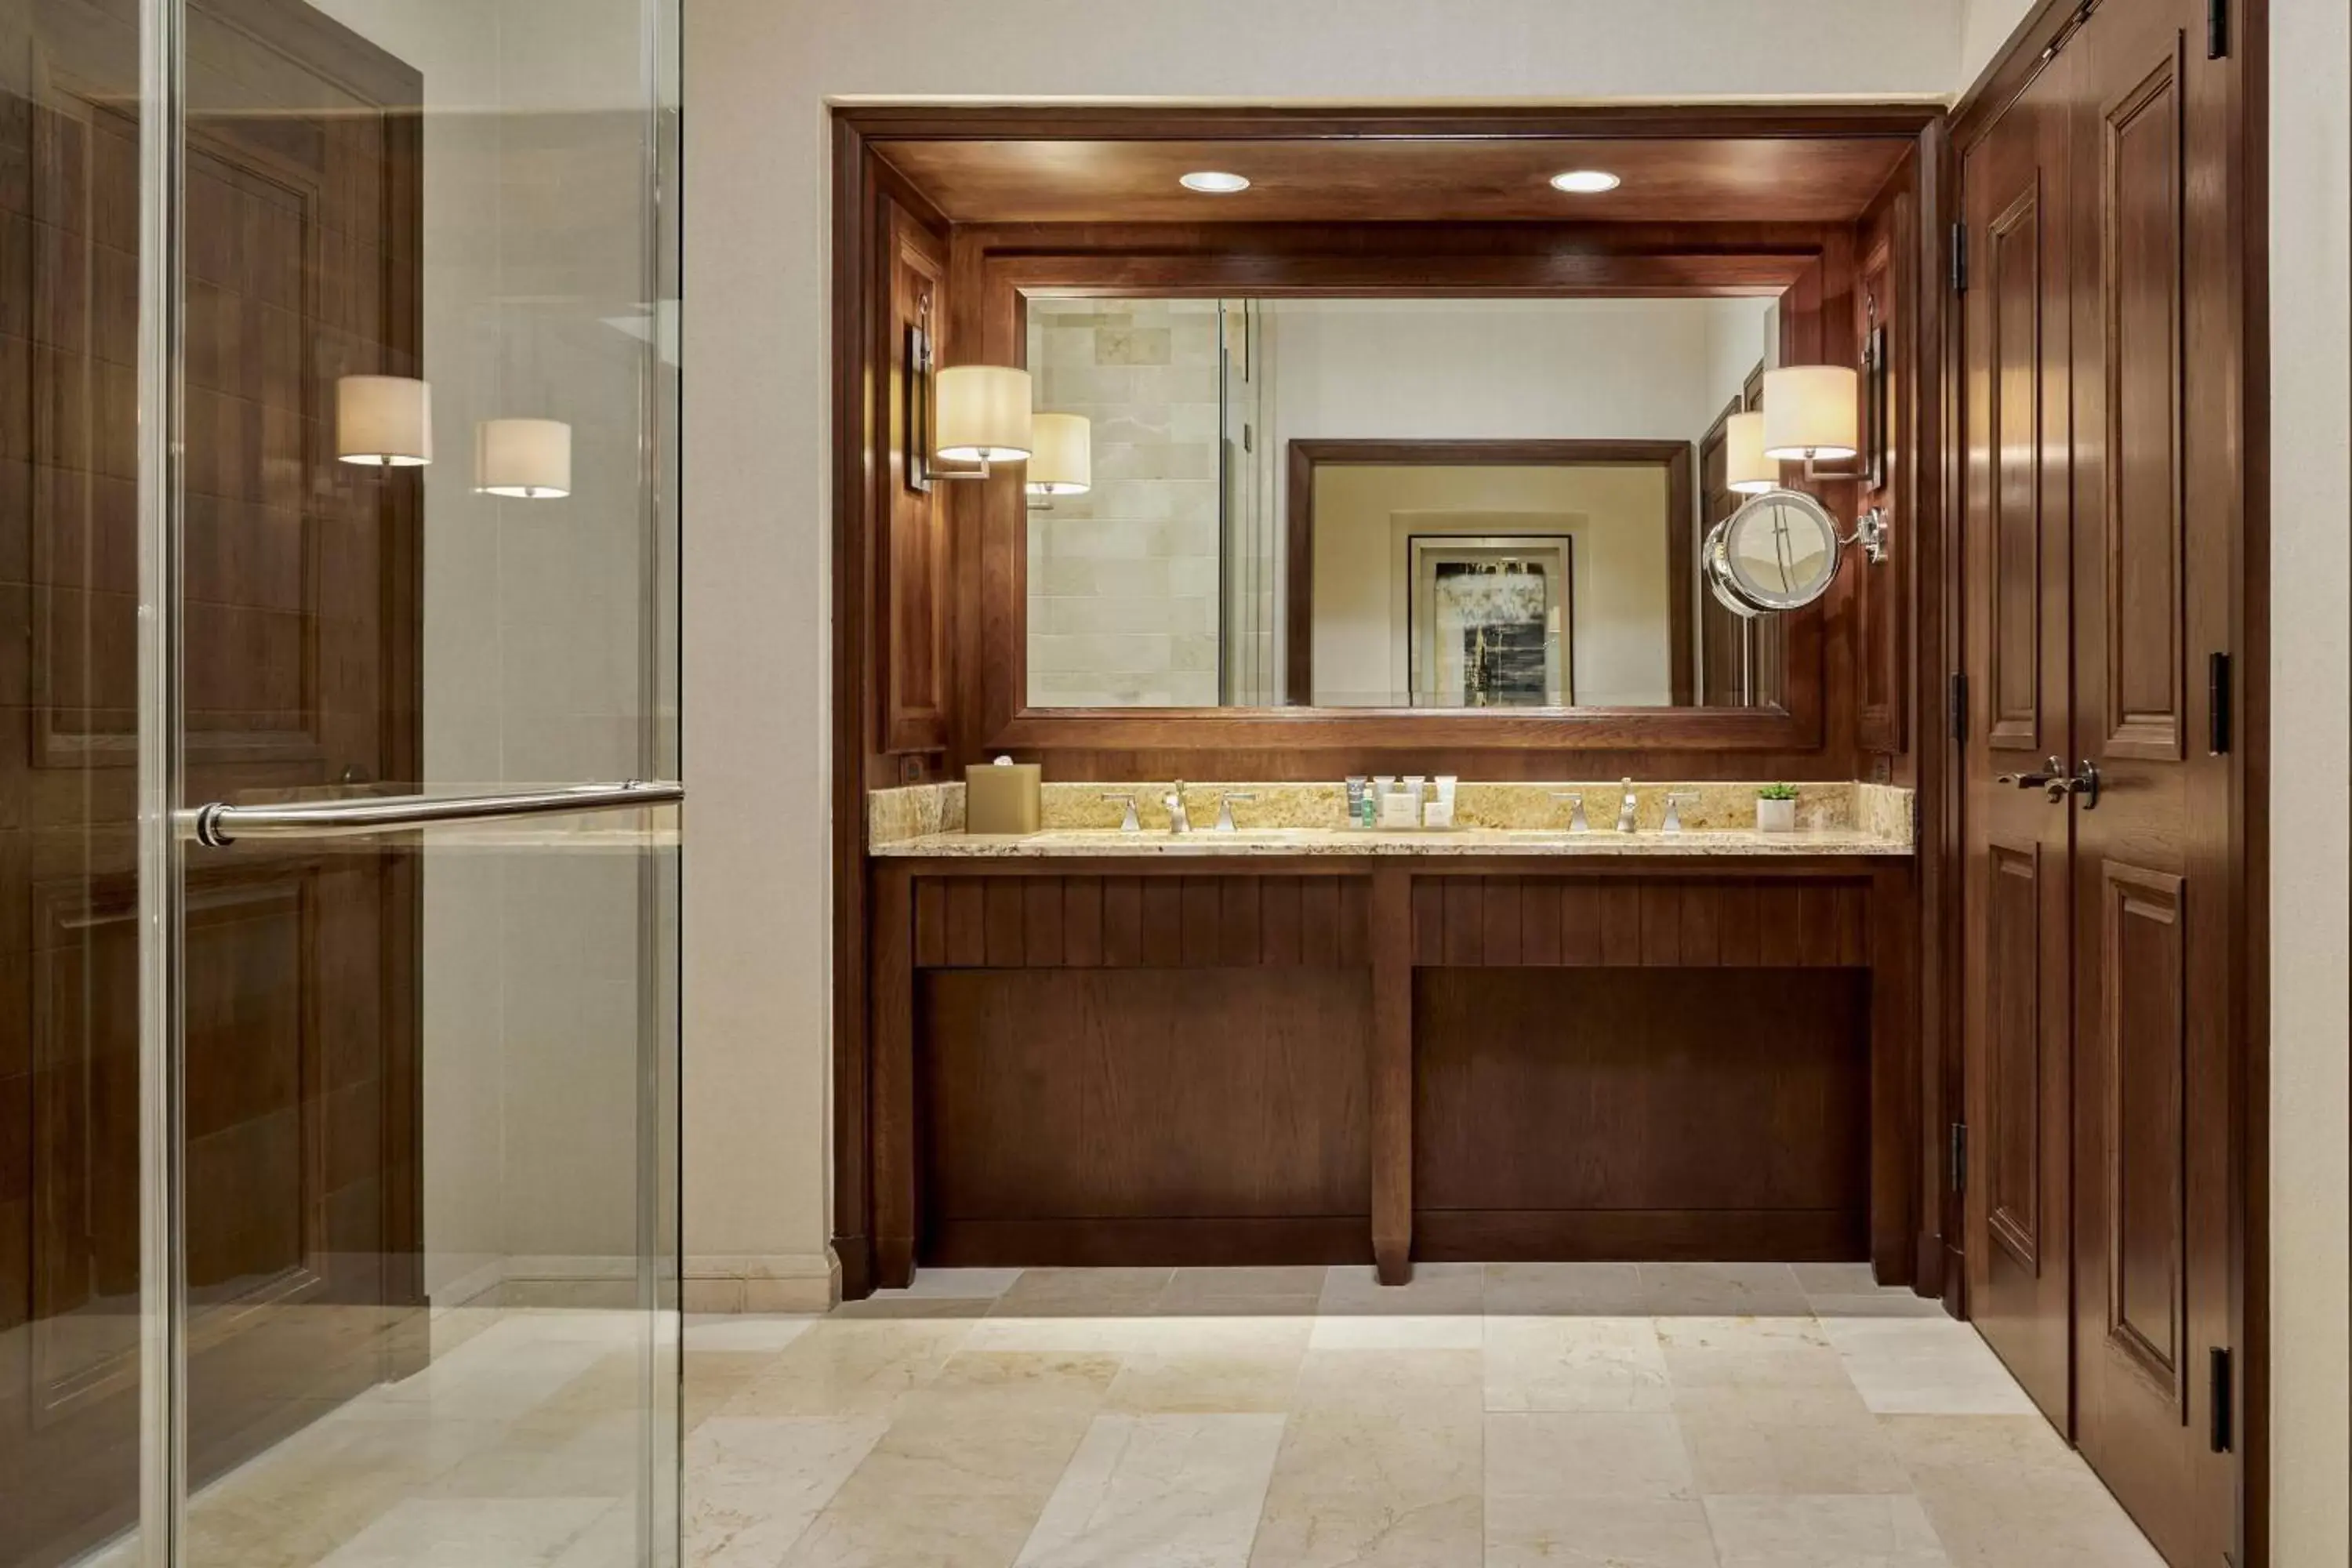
(2267, 0), (2350, 1558)
(679, 0), (1959, 1308)
(1310, 465), (1674, 706)
(1955, 0), (2040, 89)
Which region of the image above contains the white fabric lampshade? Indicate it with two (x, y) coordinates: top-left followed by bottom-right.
(1025, 412), (1091, 495)
(935, 365), (1032, 462)
(336, 374), (431, 466)
(1762, 365), (1859, 460)
(474, 418), (572, 499)
(1725, 410), (1776, 494)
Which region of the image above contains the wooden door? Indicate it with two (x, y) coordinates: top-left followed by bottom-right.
(1959, 49), (2078, 1431)
(2063, 0), (2238, 1560)
(0, 2), (423, 1563)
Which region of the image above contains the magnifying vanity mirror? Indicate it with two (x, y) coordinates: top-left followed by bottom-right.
(1703, 488), (1846, 618)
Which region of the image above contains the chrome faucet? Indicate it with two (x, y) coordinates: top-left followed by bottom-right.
(1101, 792), (1141, 832)
(1663, 792), (1700, 835)
(1616, 778), (1640, 833)
(1162, 781), (1192, 835)
(1550, 791), (1589, 833)
(1214, 791), (1257, 832)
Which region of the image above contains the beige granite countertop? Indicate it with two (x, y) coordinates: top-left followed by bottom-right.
(873, 825), (1908, 858)
(872, 779), (1914, 858)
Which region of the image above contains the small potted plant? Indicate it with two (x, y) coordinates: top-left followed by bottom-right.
(1755, 782), (1799, 833)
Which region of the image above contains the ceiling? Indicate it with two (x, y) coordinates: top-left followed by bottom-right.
(873, 136), (1912, 226)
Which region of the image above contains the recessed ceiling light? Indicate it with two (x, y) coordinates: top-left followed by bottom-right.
(1550, 169), (1622, 194)
(1179, 170), (1250, 194)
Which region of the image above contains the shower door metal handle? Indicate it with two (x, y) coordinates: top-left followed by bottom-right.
(186, 779), (684, 847)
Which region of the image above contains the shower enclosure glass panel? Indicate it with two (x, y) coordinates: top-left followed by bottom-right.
(0, 0), (682, 1563)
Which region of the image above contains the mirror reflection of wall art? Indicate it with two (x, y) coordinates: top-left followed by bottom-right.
(1408, 536), (1573, 707)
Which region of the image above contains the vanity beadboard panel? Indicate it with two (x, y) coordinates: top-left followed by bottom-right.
(862, 855), (1919, 1296)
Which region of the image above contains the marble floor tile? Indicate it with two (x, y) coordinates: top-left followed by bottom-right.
(1155, 1266), (1325, 1316)
(1659, 1316), (1862, 1408)
(1486, 1494), (1722, 1568)
(779, 1488), (1059, 1568)
(1484, 1261), (1650, 1316)
(1246, 1381), (1484, 1568)
(686, 1349), (779, 1432)
(1795, 1264), (1952, 1319)
(686, 1314), (822, 1352)
(716, 1318), (975, 1417)
(1014, 1414), (1286, 1567)
(1882, 1415), (2167, 1568)
(1641, 1263), (1813, 1318)
(1306, 1311), (1484, 1349)
(1819, 1319), (2039, 1415)
(1316, 1261), (1483, 1317)
(1106, 1319), (1313, 1414)
(1484, 1315), (1673, 1412)
(993, 1268), (1174, 1318)
(1677, 1404), (1914, 1496)
(313, 1496), (612, 1567)
(1703, 1493), (1951, 1567)
(684, 1415), (890, 1567)
(1487, 1411), (1697, 1500)
(893, 1267), (1027, 1299)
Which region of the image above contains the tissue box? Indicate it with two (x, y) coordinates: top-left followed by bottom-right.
(964, 760), (1041, 835)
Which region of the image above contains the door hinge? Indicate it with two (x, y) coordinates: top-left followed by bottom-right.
(2207, 0), (2229, 58)
(1949, 223), (1969, 293)
(1950, 1123), (1968, 1193)
(2209, 1345), (2234, 1452)
(2207, 652), (2231, 754)
(1948, 672), (1969, 742)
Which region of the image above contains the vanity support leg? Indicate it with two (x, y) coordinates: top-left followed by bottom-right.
(1370, 866), (1414, 1286)
(1869, 862), (1920, 1290)
(873, 864), (919, 1290)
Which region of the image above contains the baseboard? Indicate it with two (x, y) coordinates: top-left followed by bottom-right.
(684, 1252), (839, 1313)
(926, 1217), (1372, 1269)
(1413, 1208), (1867, 1262)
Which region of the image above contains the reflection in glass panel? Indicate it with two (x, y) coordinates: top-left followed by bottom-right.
(0, 0), (148, 1559)
(1023, 295), (1791, 711)
(0, 0), (679, 1561)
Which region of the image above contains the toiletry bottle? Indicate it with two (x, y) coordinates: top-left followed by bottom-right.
(1345, 776), (1368, 829)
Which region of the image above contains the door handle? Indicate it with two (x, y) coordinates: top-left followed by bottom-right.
(1994, 756), (2067, 791)
(2049, 759), (2100, 809)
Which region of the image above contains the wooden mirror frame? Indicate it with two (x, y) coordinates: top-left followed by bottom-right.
(951, 234), (1857, 758)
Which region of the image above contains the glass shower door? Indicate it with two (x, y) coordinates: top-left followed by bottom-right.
(0, 0), (682, 1563)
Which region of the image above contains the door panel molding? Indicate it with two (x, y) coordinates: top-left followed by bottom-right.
(2098, 45), (2188, 764)
(1986, 179), (2045, 754)
(1985, 839), (2045, 1272)
(2098, 858), (2189, 1414)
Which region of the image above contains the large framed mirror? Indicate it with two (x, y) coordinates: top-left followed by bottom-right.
(950, 234), (1857, 757)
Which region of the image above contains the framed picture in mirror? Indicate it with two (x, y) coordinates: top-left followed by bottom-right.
(1407, 535), (1573, 707)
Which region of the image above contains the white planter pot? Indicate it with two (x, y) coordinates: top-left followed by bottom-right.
(1756, 797), (1798, 833)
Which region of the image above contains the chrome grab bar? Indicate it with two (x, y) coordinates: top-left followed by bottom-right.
(187, 779), (683, 848)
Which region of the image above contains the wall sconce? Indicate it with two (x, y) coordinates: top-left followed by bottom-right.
(1725, 411), (1775, 495)
(1024, 412), (1091, 510)
(1757, 363), (1888, 562)
(474, 418), (572, 499)
(336, 374), (431, 467)
(906, 294), (1030, 490)
(1761, 365), (1859, 462)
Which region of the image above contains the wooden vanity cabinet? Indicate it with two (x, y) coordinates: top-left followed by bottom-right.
(864, 855), (1922, 1296)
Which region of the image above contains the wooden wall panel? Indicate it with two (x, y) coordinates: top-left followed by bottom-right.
(920, 968), (1372, 1227)
(879, 201), (952, 756)
(1414, 967), (1871, 1258)
(1407, 877), (1873, 968)
(909, 875), (1370, 968)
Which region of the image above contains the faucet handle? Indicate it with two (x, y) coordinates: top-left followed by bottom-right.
(1549, 791), (1588, 833)
(1100, 792), (1140, 833)
(1663, 792), (1702, 834)
(1215, 791), (1257, 833)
